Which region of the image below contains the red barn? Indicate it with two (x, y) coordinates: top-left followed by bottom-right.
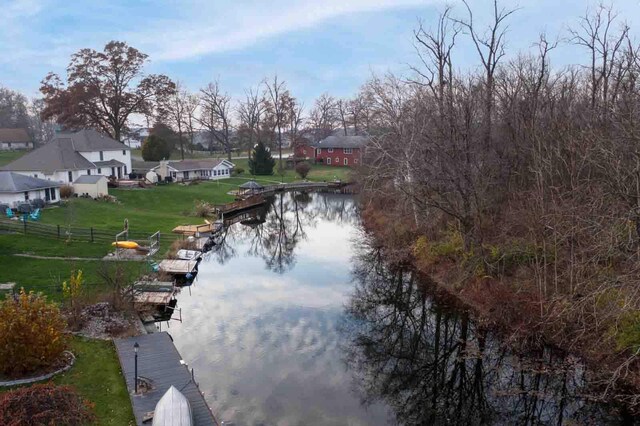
(294, 135), (367, 167)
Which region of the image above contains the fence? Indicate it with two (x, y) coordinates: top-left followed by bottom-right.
(0, 218), (176, 245)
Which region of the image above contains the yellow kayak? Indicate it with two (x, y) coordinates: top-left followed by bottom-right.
(111, 241), (139, 249)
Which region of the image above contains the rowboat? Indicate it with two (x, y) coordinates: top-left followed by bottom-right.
(152, 385), (193, 426)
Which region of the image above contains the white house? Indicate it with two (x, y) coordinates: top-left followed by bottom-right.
(0, 128), (33, 150)
(153, 159), (235, 182)
(73, 175), (109, 199)
(0, 171), (61, 208)
(1, 129), (132, 183)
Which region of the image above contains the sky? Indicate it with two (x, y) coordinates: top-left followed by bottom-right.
(0, 0), (638, 106)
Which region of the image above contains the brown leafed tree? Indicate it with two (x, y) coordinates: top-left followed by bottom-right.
(40, 41), (176, 141)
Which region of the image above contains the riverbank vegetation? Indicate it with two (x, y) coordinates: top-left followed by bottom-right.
(354, 1), (640, 411)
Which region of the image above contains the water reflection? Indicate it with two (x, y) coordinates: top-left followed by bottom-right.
(169, 192), (390, 425)
(215, 192), (359, 273)
(342, 244), (622, 425)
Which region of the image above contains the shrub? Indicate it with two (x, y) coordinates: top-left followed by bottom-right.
(234, 167), (245, 175)
(0, 289), (68, 377)
(0, 383), (95, 426)
(60, 185), (74, 199)
(295, 162), (311, 179)
(194, 200), (215, 218)
(613, 310), (640, 352)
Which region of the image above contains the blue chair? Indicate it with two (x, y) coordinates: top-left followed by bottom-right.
(29, 208), (41, 221)
(5, 208), (14, 219)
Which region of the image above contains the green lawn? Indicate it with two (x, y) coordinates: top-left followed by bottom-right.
(0, 337), (134, 426)
(0, 233), (144, 302)
(0, 150), (26, 167)
(54, 337), (135, 425)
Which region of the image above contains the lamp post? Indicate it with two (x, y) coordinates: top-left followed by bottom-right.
(134, 342), (139, 393)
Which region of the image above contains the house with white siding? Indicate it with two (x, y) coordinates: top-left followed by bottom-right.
(0, 172), (61, 208)
(0, 128), (33, 150)
(1, 129), (131, 183)
(152, 159), (235, 182)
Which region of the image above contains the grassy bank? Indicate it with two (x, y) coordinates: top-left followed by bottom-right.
(0, 336), (134, 426)
(55, 337), (135, 425)
(0, 234), (144, 302)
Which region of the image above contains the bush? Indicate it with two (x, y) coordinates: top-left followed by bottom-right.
(0, 289), (68, 377)
(295, 162), (311, 179)
(234, 167), (245, 175)
(60, 185), (74, 199)
(194, 200), (215, 218)
(0, 383), (95, 426)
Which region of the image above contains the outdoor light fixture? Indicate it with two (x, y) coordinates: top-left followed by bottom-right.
(134, 342), (139, 393)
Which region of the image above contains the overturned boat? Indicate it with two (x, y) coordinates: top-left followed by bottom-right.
(152, 385), (193, 426)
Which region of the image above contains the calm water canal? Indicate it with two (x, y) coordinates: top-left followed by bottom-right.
(167, 192), (625, 425)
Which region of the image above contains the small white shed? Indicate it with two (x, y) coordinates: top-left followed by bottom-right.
(73, 175), (108, 199)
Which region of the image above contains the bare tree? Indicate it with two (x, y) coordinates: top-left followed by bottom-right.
(237, 86), (264, 156)
(264, 75), (287, 171)
(308, 93), (339, 140)
(454, 0), (518, 148)
(166, 82), (189, 160)
(198, 81), (233, 161)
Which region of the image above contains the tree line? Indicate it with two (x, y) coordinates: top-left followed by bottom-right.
(354, 0), (640, 407)
(28, 40), (376, 168)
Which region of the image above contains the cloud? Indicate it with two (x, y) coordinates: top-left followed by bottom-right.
(126, 0), (435, 61)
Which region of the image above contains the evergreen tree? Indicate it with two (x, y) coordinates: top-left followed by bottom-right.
(141, 135), (172, 161)
(249, 142), (275, 175)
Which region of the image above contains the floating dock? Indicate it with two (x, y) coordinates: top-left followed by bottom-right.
(114, 332), (217, 426)
(172, 222), (220, 236)
(158, 259), (198, 276)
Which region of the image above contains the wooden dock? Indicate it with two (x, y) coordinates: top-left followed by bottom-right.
(158, 259), (198, 275)
(172, 222), (222, 236)
(216, 194), (266, 216)
(114, 332), (217, 426)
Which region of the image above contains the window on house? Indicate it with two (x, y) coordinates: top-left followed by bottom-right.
(328, 148), (334, 153)
(33, 174), (37, 178)
(354, 159), (359, 164)
(122, 150), (126, 155)
(317, 148), (321, 154)
(50, 188), (56, 201)
(335, 157), (339, 163)
(99, 151), (104, 161)
(344, 158), (348, 166)
(98, 168), (102, 174)
(68, 171), (73, 182)
(343, 148), (353, 154)
(327, 158), (332, 165)
(8, 142), (11, 148)
(87, 169), (91, 175)
(124, 166), (127, 174)
(24, 192), (29, 201)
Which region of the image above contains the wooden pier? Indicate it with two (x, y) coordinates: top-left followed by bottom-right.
(114, 332), (217, 426)
(158, 259), (198, 276)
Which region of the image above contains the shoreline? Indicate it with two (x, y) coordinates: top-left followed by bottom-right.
(359, 202), (640, 415)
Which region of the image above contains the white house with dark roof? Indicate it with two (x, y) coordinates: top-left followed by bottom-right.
(0, 128), (33, 150)
(152, 159), (235, 182)
(1, 129), (131, 183)
(0, 171), (61, 207)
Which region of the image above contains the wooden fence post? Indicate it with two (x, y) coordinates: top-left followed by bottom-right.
(90, 227), (94, 243)
(23, 217), (27, 234)
(57, 225), (60, 239)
